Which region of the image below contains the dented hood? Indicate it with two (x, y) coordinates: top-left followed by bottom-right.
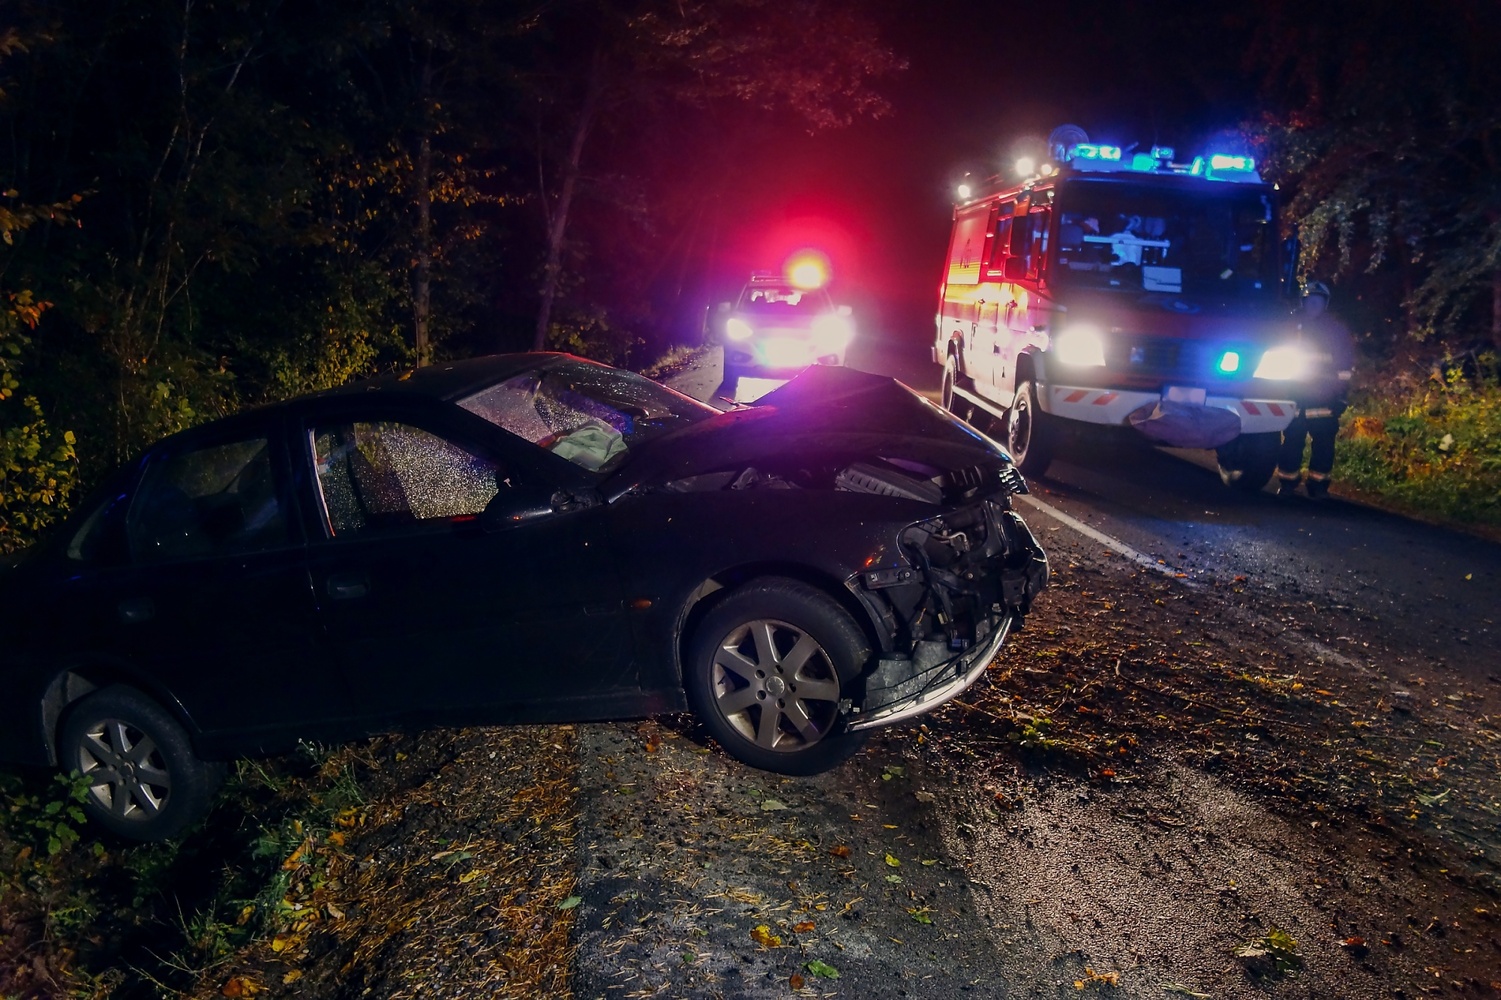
(605, 366), (1012, 496)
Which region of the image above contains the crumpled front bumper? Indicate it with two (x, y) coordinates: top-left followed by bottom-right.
(847, 500), (1049, 732)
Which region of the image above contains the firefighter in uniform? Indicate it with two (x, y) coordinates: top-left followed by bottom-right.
(1276, 281), (1356, 498)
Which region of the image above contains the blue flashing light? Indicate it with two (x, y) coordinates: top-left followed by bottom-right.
(1189, 156), (1206, 176)
(1217, 351), (1242, 374)
(1070, 143), (1122, 161)
(1130, 152), (1158, 172)
(1151, 146), (1175, 160)
(1209, 153), (1256, 172)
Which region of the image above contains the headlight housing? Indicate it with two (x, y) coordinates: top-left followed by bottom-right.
(1253, 344), (1310, 380)
(725, 317), (755, 341)
(1053, 324), (1106, 367)
(811, 314), (854, 353)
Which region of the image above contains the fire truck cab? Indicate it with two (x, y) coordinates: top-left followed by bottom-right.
(933, 134), (1306, 490)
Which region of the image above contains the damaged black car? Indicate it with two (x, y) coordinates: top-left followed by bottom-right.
(0, 355), (1048, 841)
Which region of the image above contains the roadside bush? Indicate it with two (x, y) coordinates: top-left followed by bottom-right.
(1336, 352), (1501, 530)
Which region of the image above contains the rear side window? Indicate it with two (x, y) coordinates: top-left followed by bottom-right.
(311, 421), (503, 537)
(128, 438), (289, 562)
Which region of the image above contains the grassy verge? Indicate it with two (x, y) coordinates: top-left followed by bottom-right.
(1335, 353), (1501, 534)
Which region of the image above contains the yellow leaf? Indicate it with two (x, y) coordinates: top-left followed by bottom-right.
(750, 925), (783, 948)
(884, 854), (901, 868)
(794, 920), (815, 933)
(459, 870), (481, 883)
(282, 971), (302, 985)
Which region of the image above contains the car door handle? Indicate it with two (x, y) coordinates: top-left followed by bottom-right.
(118, 597), (155, 624)
(326, 573), (370, 600)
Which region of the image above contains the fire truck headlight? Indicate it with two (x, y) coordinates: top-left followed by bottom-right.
(1254, 344), (1310, 380)
(1054, 324), (1107, 367)
(812, 314), (854, 352)
(726, 318), (755, 341)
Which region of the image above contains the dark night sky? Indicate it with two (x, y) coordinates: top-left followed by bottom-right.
(715, 1), (1262, 335)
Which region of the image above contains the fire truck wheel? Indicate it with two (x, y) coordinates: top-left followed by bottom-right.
(1006, 380), (1056, 478)
(1215, 432), (1279, 492)
(940, 356), (974, 424)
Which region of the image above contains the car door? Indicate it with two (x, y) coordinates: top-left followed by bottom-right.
(66, 426), (338, 753)
(299, 410), (636, 725)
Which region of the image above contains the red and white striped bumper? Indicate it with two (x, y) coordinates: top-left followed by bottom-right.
(1041, 385), (1297, 435)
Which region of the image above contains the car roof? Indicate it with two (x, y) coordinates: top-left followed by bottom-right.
(141, 353), (590, 453)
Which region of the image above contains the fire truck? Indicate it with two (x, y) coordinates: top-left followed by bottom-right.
(933, 128), (1307, 490)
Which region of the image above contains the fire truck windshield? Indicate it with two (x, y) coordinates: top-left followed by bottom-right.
(1052, 181), (1279, 302)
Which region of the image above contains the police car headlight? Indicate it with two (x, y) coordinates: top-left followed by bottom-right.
(811, 314), (854, 352)
(725, 318), (755, 341)
(1053, 324), (1106, 367)
(1254, 344), (1310, 380)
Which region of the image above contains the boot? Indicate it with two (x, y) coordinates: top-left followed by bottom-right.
(1276, 475), (1301, 497)
(1305, 477), (1330, 499)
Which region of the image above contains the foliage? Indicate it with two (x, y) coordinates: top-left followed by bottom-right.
(1249, 0), (1501, 345)
(1335, 355), (1501, 530)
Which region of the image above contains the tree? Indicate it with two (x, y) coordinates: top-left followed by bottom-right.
(1249, 0), (1501, 348)
(0, 30), (77, 553)
(517, 0), (906, 352)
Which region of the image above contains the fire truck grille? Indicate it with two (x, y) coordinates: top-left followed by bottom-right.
(1107, 336), (1180, 374)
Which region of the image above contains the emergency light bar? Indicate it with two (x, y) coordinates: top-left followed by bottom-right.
(1068, 143), (1122, 162)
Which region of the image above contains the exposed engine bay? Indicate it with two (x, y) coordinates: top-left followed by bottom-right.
(664, 451), (1050, 728)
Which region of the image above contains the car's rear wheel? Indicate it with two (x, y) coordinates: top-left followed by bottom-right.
(1006, 379), (1057, 478)
(59, 685), (223, 842)
(1216, 432), (1280, 492)
(685, 578), (871, 775)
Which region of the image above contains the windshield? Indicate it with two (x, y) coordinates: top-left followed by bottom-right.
(458, 359), (717, 473)
(1052, 181), (1280, 301)
(737, 283), (833, 314)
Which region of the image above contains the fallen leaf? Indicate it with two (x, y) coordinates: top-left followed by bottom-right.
(908, 908), (933, 925)
(557, 895), (582, 911)
(884, 853), (901, 868)
(751, 924), (783, 948)
(789, 973), (805, 990)
(794, 921), (815, 933)
(760, 799), (788, 812)
(913, 790), (936, 803)
(830, 845), (851, 859)
(282, 970), (302, 985)
(805, 959), (840, 979)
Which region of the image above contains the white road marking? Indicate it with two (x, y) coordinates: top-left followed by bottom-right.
(1017, 493), (1194, 583)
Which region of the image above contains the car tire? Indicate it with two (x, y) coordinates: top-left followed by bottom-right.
(58, 685), (224, 842)
(1006, 379), (1057, 478)
(685, 578), (871, 776)
(1216, 432), (1280, 492)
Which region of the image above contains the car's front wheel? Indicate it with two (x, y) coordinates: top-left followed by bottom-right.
(59, 685), (223, 842)
(685, 578), (871, 775)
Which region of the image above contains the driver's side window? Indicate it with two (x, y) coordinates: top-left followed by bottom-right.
(311, 421), (504, 538)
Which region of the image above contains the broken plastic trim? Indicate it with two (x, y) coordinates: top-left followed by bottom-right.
(846, 612), (1012, 731)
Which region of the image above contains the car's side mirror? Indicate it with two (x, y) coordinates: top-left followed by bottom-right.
(479, 485), (601, 532)
(705, 301), (734, 345)
(1003, 257), (1028, 281)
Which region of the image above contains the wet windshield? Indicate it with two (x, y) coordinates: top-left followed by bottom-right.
(458, 359), (717, 473)
(1053, 181), (1279, 302)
